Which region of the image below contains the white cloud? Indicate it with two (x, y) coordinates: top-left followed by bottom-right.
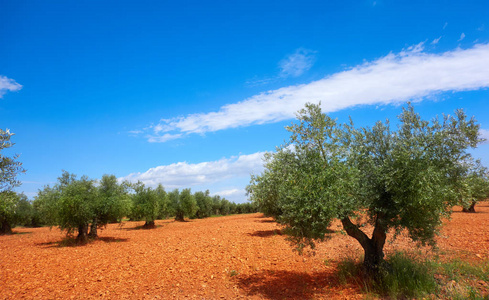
(213, 188), (244, 197)
(121, 151), (266, 189)
(479, 129), (489, 145)
(443, 22), (448, 30)
(279, 48), (316, 78)
(431, 36), (442, 45)
(458, 33), (466, 41)
(147, 133), (183, 143)
(0, 76), (22, 98)
(145, 43), (489, 141)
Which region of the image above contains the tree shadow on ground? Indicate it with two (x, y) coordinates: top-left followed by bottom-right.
(255, 219), (276, 223)
(249, 228), (335, 238)
(249, 229), (283, 238)
(122, 225), (164, 231)
(12, 231), (33, 235)
(36, 237), (129, 248)
(235, 269), (342, 299)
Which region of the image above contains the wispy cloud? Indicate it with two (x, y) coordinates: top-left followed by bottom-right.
(121, 152), (266, 188)
(443, 22), (448, 30)
(147, 133), (183, 143)
(279, 48), (316, 78)
(0, 75), (22, 98)
(244, 48), (316, 87)
(144, 42), (489, 141)
(431, 36), (442, 45)
(458, 33), (466, 41)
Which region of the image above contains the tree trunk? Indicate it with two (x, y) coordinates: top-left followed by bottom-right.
(0, 219), (12, 235)
(143, 220), (156, 229)
(77, 224), (89, 243)
(462, 201), (476, 213)
(88, 219), (98, 238)
(175, 211), (185, 222)
(341, 216), (387, 275)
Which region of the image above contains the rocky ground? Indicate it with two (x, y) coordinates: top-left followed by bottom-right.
(1, 202), (488, 299)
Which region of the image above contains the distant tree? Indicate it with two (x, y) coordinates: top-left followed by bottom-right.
(211, 195), (222, 215)
(57, 173), (98, 242)
(168, 189), (180, 219)
(174, 188), (197, 221)
(248, 103), (481, 275)
(0, 191), (28, 234)
(460, 160), (489, 213)
(0, 129), (26, 234)
(89, 174), (132, 237)
(155, 184), (171, 219)
(33, 185), (60, 227)
(229, 202), (237, 215)
(130, 182), (159, 228)
(35, 171), (132, 241)
(194, 190), (213, 218)
(14, 193), (33, 227)
(219, 198), (231, 216)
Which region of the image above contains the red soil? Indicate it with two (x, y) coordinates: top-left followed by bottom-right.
(1, 202), (488, 299)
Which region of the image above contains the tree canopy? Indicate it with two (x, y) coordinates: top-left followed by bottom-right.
(35, 171), (132, 241)
(247, 103), (483, 273)
(0, 129), (26, 234)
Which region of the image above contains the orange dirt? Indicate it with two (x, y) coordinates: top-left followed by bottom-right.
(1, 202), (488, 299)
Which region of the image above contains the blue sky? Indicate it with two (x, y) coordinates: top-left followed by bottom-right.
(1, 0), (489, 202)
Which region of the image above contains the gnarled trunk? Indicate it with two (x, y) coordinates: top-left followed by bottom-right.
(143, 220), (156, 229)
(462, 201), (476, 213)
(88, 219), (98, 238)
(175, 211), (185, 222)
(341, 215), (387, 275)
(77, 224), (89, 243)
(0, 220), (12, 235)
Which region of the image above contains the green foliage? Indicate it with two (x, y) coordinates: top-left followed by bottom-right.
(1, 129), (26, 192)
(32, 185), (60, 226)
(168, 188), (180, 218)
(97, 174), (132, 224)
(219, 198), (231, 216)
(211, 195), (222, 215)
(0, 191), (30, 233)
(194, 190), (213, 218)
(130, 182), (159, 225)
(57, 174), (97, 235)
(179, 188), (198, 220)
(248, 103), (482, 268)
(458, 159), (489, 212)
(35, 171), (132, 240)
(13, 193), (33, 227)
(0, 129), (26, 234)
(155, 184), (170, 219)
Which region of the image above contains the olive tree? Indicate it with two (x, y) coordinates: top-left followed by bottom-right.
(89, 174), (132, 237)
(155, 184), (171, 219)
(1, 129), (26, 192)
(194, 190), (213, 218)
(460, 160), (489, 213)
(0, 191), (30, 234)
(57, 174), (98, 242)
(130, 182), (160, 228)
(35, 171), (131, 241)
(0, 129), (26, 234)
(174, 188), (197, 221)
(247, 103), (481, 274)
